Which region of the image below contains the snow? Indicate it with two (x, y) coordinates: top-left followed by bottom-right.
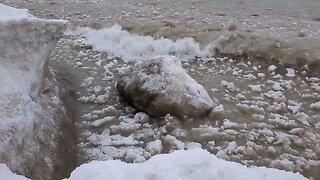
(82, 25), (213, 62)
(278, 159), (295, 171)
(145, 140), (163, 155)
(111, 135), (139, 146)
(0, 164), (29, 180)
(124, 148), (148, 163)
(0, 4), (35, 21)
(223, 119), (240, 129)
(221, 80), (238, 92)
(272, 82), (285, 91)
(257, 73), (266, 78)
(211, 104), (224, 114)
(288, 104), (301, 114)
(67, 149), (306, 180)
(185, 142), (202, 150)
(216, 141), (238, 159)
(264, 90), (286, 101)
(310, 101), (320, 110)
(133, 112), (150, 124)
(267, 65), (277, 72)
(89, 116), (115, 128)
(191, 125), (221, 138)
(236, 103), (265, 114)
(286, 68), (296, 77)
(163, 135), (185, 150)
(110, 121), (141, 134)
(249, 84), (263, 92)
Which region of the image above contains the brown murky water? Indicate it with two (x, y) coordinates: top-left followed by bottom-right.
(47, 33), (320, 179)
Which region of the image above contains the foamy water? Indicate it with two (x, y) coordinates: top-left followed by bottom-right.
(67, 24), (320, 66)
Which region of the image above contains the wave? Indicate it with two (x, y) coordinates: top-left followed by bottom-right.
(67, 24), (320, 66)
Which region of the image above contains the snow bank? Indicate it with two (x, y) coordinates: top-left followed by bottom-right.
(0, 4), (67, 179)
(0, 164), (29, 180)
(84, 25), (213, 62)
(68, 149), (306, 180)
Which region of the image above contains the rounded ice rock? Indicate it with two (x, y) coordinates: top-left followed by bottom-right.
(117, 56), (215, 118)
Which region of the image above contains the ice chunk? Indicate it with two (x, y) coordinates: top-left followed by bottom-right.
(145, 140), (163, 155)
(163, 135), (185, 150)
(286, 68), (296, 77)
(310, 101), (320, 110)
(268, 65), (277, 72)
(249, 84), (262, 92)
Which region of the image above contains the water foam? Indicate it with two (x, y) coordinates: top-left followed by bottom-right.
(73, 25), (320, 66)
(83, 24), (214, 62)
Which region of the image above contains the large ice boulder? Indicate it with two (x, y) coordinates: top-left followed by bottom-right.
(117, 56), (215, 118)
(0, 4), (67, 179)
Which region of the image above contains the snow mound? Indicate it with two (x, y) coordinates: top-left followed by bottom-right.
(67, 149), (306, 180)
(84, 25), (213, 62)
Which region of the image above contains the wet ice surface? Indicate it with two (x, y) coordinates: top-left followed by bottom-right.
(3, 0), (320, 179)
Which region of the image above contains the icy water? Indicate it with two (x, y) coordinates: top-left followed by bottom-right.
(49, 34), (319, 179)
(1, 0), (320, 179)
